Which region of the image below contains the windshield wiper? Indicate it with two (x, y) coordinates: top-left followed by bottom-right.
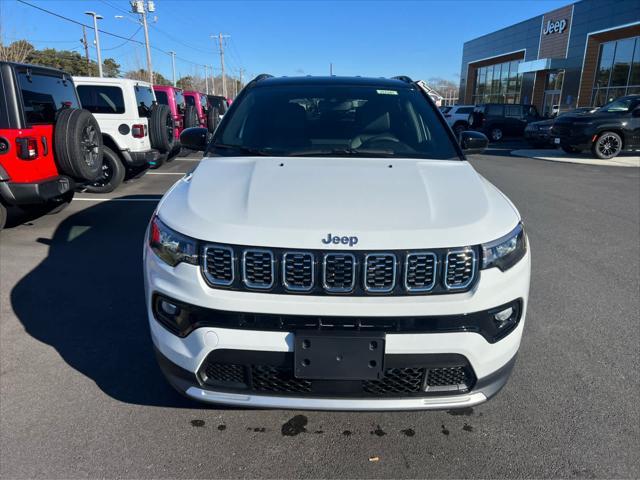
(286, 148), (395, 157)
(211, 143), (274, 156)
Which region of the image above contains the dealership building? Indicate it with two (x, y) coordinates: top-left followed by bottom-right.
(458, 0), (640, 115)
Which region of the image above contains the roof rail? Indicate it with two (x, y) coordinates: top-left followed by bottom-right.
(245, 74), (273, 88)
(391, 75), (414, 83)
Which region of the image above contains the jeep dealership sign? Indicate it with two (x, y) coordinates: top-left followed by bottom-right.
(543, 19), (567, 35)
(538, 4), (573, 59)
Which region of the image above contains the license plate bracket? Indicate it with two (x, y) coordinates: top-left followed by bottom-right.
(294, 332), (385, 380)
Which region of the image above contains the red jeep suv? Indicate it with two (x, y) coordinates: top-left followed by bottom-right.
(0, 62), (103, 229)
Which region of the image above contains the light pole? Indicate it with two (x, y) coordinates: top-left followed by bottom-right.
(84, 11), (103, 77)
(168, 51), (176, 87)
(119, 1), (155, 84)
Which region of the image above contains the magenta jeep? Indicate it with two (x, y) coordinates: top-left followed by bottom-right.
(183, 91), (211, 132)
(153, 85), (186, 143)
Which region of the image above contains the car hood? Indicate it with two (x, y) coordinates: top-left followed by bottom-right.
(528, 119), (554, 127)
(158, 156), (520, 249)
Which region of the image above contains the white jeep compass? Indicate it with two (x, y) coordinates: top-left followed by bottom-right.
(143, 75), (531, 411)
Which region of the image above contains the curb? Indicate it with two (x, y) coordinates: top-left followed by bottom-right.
(511, 149), (640, 167)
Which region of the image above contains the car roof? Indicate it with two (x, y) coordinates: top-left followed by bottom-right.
(73, 76), (153, 88)
(253, 76), (414, 89)
(1, 61), (68, 77)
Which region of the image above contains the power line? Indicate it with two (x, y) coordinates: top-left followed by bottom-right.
(102, 26), (142, 51)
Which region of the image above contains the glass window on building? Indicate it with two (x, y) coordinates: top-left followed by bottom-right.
(472, 59), (522, 104)
(591, 36), (640, 106)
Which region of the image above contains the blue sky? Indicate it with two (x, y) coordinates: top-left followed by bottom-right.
(1, 0), (569, 82)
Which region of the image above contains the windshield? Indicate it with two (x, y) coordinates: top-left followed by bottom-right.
(600, 97), (640, 112)
(213, 84), (459, 159)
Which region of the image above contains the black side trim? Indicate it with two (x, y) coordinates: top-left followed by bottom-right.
(152, 293), (523, 343)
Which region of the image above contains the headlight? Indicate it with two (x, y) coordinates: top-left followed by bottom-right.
(481, 223), (527, 271)
(149, 216), (198, 267)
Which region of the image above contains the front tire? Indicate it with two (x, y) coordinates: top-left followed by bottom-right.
(453, 122), (468, 136)
(489, 126), (503, 142)
(592, 131), (622, 159)
(83, 146), (125, 193)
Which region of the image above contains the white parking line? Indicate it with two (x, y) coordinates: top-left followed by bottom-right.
(73, 197), (160, 202)
(146, 172), (186, 175)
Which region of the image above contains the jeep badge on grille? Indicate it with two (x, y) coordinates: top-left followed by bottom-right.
(322, 233), (359, 247)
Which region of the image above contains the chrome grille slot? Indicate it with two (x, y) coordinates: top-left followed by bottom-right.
(283, 252), (314, 291)
(405, 252), (437, 292)
(444, 249), (476, 289)
(242, 249), (275, 289)
(203, 245), (234, 286)
(364, 253), (396, 292)
(323, 253), (356, 293)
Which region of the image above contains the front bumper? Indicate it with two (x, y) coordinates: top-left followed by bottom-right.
(0, 175), (73, 205)
(144, 246), (530, 410)
(524, 129), (552, 144)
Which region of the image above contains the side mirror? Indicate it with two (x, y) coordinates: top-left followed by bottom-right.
(180, 127), (209, 152)
(460, 131), (488, 155)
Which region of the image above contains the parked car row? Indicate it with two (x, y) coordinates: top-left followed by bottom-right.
(0, 60), (230, 229)
(441, 94), (640, 160)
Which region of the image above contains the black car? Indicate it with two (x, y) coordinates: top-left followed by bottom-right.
(524, 107), (597, 147)
(551, 95), (640, 159)
(473, 103), (541, 142)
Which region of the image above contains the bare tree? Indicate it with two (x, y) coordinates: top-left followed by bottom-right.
(0, 39), (35, 63)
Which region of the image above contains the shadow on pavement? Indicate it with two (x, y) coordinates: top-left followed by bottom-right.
(10, 195), (199, 408)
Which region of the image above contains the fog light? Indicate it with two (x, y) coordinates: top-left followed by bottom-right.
(493, 306), (514, 329)
(160, 300), (179, 316)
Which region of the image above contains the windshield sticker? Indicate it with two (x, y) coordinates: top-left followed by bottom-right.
(376, 89), (398, 95)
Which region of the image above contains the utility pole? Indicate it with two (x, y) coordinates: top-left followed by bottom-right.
(330, 62), (333, 76)
(84, 12), (103, 77)
(211, 66), (216, 95)
(204, 65), (209, 94)
(239, 68), (244, 90)
(168, 50), (176, 86)
(130, 1), (155, 84)
(212, 33), (230, 97)
(81, 26), (91, 75)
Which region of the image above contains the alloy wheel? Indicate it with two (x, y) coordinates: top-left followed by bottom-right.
(597, 134), (621, 159)
(81, 125), (100, 167)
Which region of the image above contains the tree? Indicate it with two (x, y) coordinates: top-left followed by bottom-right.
(125, 69), (171, 85)
(176, 75), (195, 90)
(103, 58), (120, 78)
(0, 39), (34, 63)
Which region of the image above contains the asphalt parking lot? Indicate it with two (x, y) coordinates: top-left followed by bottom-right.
(1, 145), (639, 479)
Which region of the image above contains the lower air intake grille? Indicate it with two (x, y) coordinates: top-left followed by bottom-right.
(445, 249), (476, 289)
(203, 246), (234, 286)
(200, 362), (246, 386)
(363, 368), (425, 395)
(243, 249), (274, 289)
(251, 365), (312, 393)
(426, 367), (472, 388)
(323, 253), (356, 292)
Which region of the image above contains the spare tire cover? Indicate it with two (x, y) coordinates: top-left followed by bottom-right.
(149, 104), (175, 152)
(54, 108), (103, 182)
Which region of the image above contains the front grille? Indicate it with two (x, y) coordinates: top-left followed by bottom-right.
(243, 249), (274, 289)
(405, 252), (436, 291)
(445, 249), (476, 289)
(200, 244), (480, 296)
(364, 254), (396, 292)
(283, 252), (314, 291)
(323, 253), (356, 292)
(198, 351), (477, 397)
(551, 124), (570, 137)
(203, 246), (234, 286)
(363, 368), (425, 395)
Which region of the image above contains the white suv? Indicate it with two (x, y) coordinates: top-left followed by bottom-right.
(74, 77), (176, 192)
(441, 105), (476, 135)
(144, 76), (530, 411)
